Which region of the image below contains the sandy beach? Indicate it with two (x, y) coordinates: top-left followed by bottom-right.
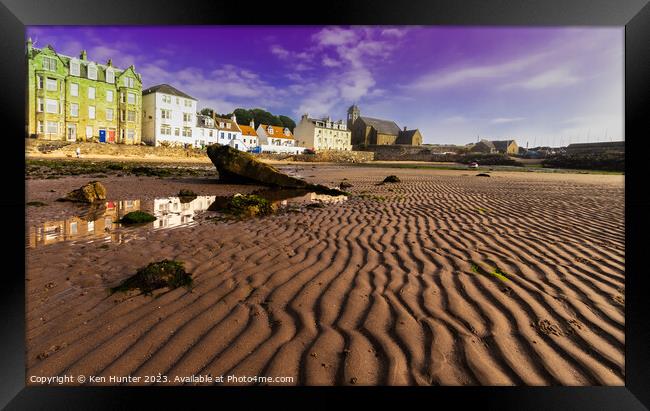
(25, 165), (625, 386)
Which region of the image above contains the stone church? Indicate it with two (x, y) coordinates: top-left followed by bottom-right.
(347, 104), (423, 146)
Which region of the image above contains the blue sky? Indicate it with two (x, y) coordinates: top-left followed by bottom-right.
(27, 26), (624, 146)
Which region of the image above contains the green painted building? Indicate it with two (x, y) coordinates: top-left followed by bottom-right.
(26, 38), (142, 144)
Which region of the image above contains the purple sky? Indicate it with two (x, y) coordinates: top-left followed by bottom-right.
(27, 26), (623, 146)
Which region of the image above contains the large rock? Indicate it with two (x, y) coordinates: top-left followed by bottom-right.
(207, 145), (345, 195)
(59, 181), (107, 203)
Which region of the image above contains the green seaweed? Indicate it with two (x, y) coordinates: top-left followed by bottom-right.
(119, 210), (157, 225)
(110, 259), (192, 295)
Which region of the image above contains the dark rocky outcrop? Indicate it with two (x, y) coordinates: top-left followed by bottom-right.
(58, 181), (106, 203)
(110, 259), (192, 295)
(207, 145), (345, 195)
(383, 175), (401, 183)
(120, 210), (157, 225)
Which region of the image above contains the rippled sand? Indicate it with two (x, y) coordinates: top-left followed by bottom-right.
(26, 166), (625, 385)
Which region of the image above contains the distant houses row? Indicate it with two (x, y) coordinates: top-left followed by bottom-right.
(25, 41), (427, 153)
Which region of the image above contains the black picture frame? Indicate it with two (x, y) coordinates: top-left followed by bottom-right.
(1, 0), (648, 409)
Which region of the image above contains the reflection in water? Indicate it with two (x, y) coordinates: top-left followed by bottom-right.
(28, 196), (216, 248)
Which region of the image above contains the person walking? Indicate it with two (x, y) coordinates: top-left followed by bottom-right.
(76, 147), (81, 158)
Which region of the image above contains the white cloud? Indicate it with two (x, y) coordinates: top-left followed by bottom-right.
(491, 117), (525, 124)
(313, 27), (358, 46)
(322, 56), (341, 67)
(381, 28), (407, 38)
(504, 68), (581, 90)
(270, 45), (290, 59)
(405, 52), (547, 90)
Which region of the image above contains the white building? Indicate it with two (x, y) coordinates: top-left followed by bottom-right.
(255, 124), (302, 153)
(141, 83), (197, 147)
(152, 195), (216, 229)
(293, 114), (352, 151)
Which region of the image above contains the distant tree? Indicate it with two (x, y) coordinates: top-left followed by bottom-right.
(199, 108), (215, 116)
(278, 115), (296, 131)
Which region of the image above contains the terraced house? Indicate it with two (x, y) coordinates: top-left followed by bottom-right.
(25, 39), (142, 144)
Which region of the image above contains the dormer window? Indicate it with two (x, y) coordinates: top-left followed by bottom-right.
(226, 123), (231, 129)
(87, 64), (97, 80)
(267, 126), (274, 134)
(284, 128), (290, 136)
(106, 68), (115, 84)
(70, 59), (80, 76)
(42, 56), (57, 71)
(219, 122), (225, 128)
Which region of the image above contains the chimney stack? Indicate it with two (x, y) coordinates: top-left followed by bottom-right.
(231, 113), (237, 123)
(80, 50), (87, 61)
(250, 119), (255, 128)
(26, 37), (33, 53)
(403, 126), (407, 131)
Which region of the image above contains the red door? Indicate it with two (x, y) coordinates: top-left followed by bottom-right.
(108, 130), (116, 143)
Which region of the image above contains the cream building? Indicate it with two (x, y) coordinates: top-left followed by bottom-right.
(293, 114), (352, 151)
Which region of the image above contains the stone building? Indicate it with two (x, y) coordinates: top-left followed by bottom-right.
(293, 114), (352, 151)
(26, 39), (142, 143)
(470, 139), (496, 153)
(346, 104), (422, 146)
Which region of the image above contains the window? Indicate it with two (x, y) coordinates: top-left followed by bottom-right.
(182, 127), (192, 137)
(42, 56), (57, 71)
(228, 133), (232, 140)
(70, 222), (78, 235)
(160, 125), (171, 135)
(106, 108), (114, 121)
(162, 95), (171, 104)
(70, 59), (80, 76)
(106, 90), (113, 102)
(46, 78), (57, 91)
(70, 83), (78, 97)
(46, 121), (58, 134)
(209, 130), (213, 137)
(183, 113), (192, 122)
(37, 121), (43, 133)
(127, 110), (135, 122)
(37, 76), (43, 89)
(124, 77), (134, 88)
(220, 132), (225, 139)
(161, 109), (171, 119)
(37, 98), (43, 112)
(176, 97), (179, 105)
(88, 86), (95, 99)
(121, 92), (126, 103)
(88, 106), (96, 119)
(106, 68), (115, 84)
(88, 64), (97, 80)
(184, 99), (192, 107)
(127, 92), (135, 104)
(127, 129), (135, 140)
(174, 128), (179, 136)
(120, 110), (125, 122)
(226, 123), (231, 129)
(70, 103), (79, 117)
(45, 99), (57, 114)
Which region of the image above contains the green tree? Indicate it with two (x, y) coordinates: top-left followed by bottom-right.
(278, 115), (296, 131)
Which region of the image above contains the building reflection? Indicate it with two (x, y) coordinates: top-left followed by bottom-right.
(28, 196), (216, 248)
(153, 196), (216, 228)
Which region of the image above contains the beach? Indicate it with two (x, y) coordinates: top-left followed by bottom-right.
(26, 164), (625, 386)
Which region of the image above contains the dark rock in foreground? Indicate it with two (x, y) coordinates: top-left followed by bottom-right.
(207, 145), (346, 195)
(58, 181), (106, 203)
(383, 175), (401, 183)
(476, 173), (491, 177)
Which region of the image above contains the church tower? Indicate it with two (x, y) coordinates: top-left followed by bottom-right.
(347, 104), (360, 130)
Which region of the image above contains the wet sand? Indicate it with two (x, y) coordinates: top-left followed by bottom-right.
(26, 166), (625, 386)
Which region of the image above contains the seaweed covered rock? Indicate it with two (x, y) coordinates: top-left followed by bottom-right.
(208, 194), (274, 218)
(110, 259), (192, 295)
(59, 181), (106, 203)
(207, 145), (346, 195)
(120, 210), (157, 225)
(383, 175), (401, 183)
